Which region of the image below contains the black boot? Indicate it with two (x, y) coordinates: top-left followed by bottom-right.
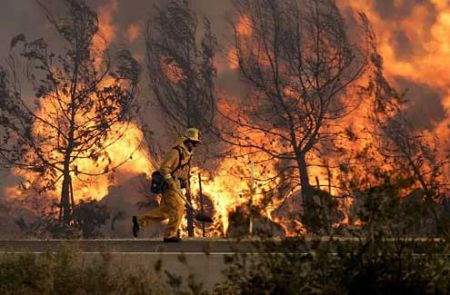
(132, 216), (140, 238)
(163, 236), (182, 243)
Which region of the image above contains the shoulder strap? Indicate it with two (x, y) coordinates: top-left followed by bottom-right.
(171, 146), (190, 176)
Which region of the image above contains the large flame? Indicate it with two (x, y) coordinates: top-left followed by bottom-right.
(205, 1), (449, 236)
(5, 1), (449, 238)
(8, 80), (152, 205)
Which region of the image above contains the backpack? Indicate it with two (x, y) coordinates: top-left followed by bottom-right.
(150, 146), (190, 194)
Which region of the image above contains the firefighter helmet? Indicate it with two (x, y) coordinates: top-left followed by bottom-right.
(184, 128), (201, 143)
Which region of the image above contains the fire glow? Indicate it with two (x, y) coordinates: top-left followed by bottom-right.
(5, 0), (449, 238)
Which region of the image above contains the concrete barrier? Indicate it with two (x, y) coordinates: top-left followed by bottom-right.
(1, 238), (447, 291)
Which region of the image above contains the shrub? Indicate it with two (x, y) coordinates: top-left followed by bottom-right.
(215, 237), (450, 294)
(0, 246), (167, 295)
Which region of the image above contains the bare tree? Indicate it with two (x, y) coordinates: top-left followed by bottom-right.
(0, 0), (140, 226)
(145, 0), (218, 236)
(220, 0), (369, 222)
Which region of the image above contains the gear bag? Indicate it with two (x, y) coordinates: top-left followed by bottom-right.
(150, 170), (167, 194)
(150, 146), (190, 194)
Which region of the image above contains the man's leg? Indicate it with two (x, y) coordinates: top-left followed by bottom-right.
(133, 201), (170, 237)
(138, 206), (169, 228)
(163, 189), (185, 239)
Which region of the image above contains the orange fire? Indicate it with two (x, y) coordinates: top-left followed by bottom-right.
(6, 1), (449, 238)
(203, 1), (449, 236)
(162, 60), (186, 83)
(9, 78), (152, 205)
(126, 23), (141, 43)
(228, 15), (253, 70)
(186, 0), (449, 237)
(236, 15), (253, 37)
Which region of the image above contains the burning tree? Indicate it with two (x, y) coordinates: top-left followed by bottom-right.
(330, 29), (450, 236)
(359, 45), (450, 235)
(369, 50), (449, 201)
(220, 0), (370, 226)
(145, 0), (217, 236)
(145, 0), (217, 135)
(0, 0), (140, 226)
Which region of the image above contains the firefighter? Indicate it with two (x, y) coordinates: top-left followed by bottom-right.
(132, 128), (201, 242)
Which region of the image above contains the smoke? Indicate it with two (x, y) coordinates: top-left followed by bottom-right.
(372, 0), (437, 23)
(394, 77), (446, 130)
(390, 30), (416, 60)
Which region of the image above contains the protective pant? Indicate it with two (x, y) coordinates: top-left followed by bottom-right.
(138, 182), (185, 238)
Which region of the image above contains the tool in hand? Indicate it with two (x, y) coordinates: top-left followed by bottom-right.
(174, 189), (213, 223)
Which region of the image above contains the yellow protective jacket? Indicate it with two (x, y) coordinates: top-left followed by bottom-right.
(159, 139), (192, 186)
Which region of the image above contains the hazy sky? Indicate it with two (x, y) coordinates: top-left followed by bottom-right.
(1, 0), (447, 130)
(0, 0), (232, 59)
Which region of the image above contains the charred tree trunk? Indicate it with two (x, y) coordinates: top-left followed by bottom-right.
(60, 130), (74, 225)
(297, 152), (320, 233)
(60, 163), (72, 225)
(297, 152), (313, 206)
(60, 91), (76, 225)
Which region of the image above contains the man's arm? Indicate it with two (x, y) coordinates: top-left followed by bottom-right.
(159, 149), (179, 187)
